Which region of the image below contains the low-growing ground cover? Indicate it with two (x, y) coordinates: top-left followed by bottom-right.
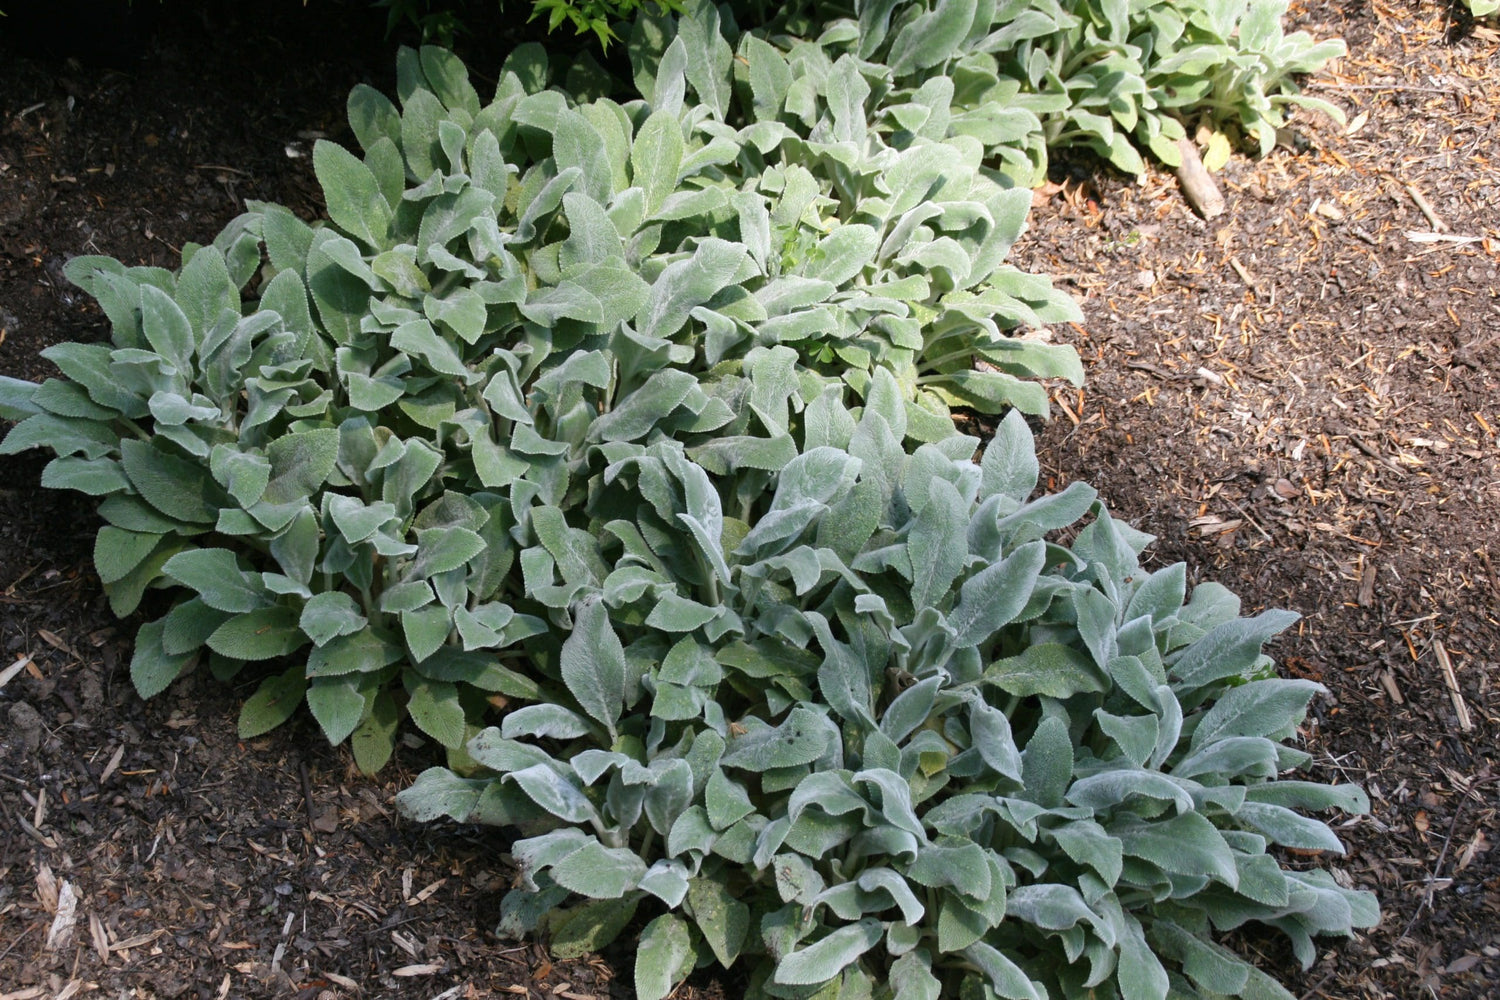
(0, 1), (1496, 999)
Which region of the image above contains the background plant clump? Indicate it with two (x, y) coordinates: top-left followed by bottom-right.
(0, 2), (1376, 999)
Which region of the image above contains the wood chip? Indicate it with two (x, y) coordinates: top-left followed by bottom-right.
(111, 928), (165, 951)
(35, 863), (58, 913)
(1433, 639), (1473, 732)
(35, 628), (74, 655)
(90, 911), (110, 962)
(45, 880), (79, 950)
(1175, 137), (1225, 219)
(393, 963), (445, 977)
(99, 744), (125, 785)
(1378, 670), (1404, 705)
(321, 971), (360, 991)
(406, 877), (447, 906)
(0, 655), (31, 692)
(1358, 561), (1377, 606)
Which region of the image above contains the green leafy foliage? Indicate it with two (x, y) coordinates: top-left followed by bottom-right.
(373, 0), (685, 48)
(1, 11), (1375, 999)
(0, 25), (1076, 767)
(1465, 0), (1498, 17)
(728, 0), (1346, 178)
(399, 402), (1377, 999)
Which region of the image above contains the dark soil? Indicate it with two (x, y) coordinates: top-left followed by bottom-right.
(1, 1), (1496, 998)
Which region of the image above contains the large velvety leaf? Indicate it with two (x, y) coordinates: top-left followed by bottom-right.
(95, 527), (165, 586)
(687, 878), (749, 968)
(720, 706), (830, 772)
(551, 840), (648, 899)
(120, 439), (219, 523)
(635, 913), (694, 1000)
(314, 139), (392, 250)
(263, 428), (340, 505)
(307, 675), (371, 745)
(559, 598), (626, 739)
(909, 479), (968, 611)
(773, 919), (883, 987)
(208, 607), (308, 661)
(406, 677), (467, 748)
(949, 540), (1046, 646)
(163, 548), (269, 613)
(986, 643), (1108, 698)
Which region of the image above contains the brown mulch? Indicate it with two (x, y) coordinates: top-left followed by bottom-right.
(1018, 2), (1500, 996)
(1, 1), (1497, 998)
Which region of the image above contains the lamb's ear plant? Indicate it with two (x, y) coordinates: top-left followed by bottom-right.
(0, 32), (1077, 768)
(0, 13), (1377, 999)
(719, 0), (1346, 180)
(399, 403), (1378, 1000)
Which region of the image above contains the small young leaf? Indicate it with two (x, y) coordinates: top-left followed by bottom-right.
(130, 619), (196, 699)
(238, 666), (308, 738)
(307, 675), (371, 745)
(301, 591), (367, 646)
(351, 691), (400, 773)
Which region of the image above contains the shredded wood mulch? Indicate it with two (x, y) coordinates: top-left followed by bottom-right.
(0, 1), (1496, 998)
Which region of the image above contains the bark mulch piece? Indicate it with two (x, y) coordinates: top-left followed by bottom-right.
(2, 1), (1497, 998)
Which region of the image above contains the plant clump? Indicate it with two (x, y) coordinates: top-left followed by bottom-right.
(635, 0), (1348, 180)
(0, 3), (1376, 999)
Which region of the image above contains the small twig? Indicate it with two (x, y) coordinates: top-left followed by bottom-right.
(1479, 550), (1500, 605)
(1125, 361), (1190, 382)
(1221, 495), (1274, 543)
(1312, 82), (1464, 95)
(1326, 419), (1406, 475)
(298, 760), (318, 839)
(0, 656), (32, 693)
(1298, 968), (1340, 1000)
(1405, 232), (1481, 245)
(1433, 639), (1473, 732)
(1228, 257), (1259, 296)
(1404, 183), (1448, 232)
(0, 923), (37, 964)
(193, 163), (253, 177)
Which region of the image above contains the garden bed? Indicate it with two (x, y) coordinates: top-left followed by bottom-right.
(0, 1), (1495, 997)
